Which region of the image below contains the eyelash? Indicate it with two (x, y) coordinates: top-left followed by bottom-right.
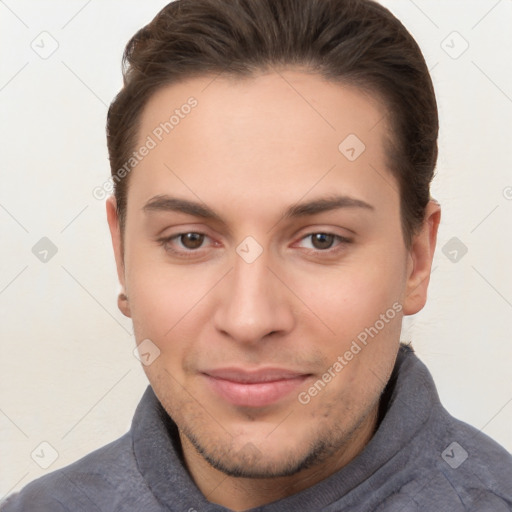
(157, 232), (352, 259)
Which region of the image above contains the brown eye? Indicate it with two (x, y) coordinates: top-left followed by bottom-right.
(180, 232), (205, 249)
(310, 233), (336, 250)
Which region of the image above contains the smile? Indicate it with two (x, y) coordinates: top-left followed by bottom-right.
(202, 368), (311, 408)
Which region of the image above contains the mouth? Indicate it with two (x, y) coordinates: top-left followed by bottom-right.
(202, 368), (311, 408)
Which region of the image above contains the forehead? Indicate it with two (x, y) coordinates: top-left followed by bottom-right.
(127, 70), (397, 222)
(138, 69), (388, 151)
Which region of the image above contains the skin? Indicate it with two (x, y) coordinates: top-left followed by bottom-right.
(106, 69), (440, 510)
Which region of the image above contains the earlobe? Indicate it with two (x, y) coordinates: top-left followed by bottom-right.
(117, 292), (132, 318)
(402, 199), (441, 316)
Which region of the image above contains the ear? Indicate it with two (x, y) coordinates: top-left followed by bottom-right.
(106, 195), (131, 318)
(402, 199), (441, 315)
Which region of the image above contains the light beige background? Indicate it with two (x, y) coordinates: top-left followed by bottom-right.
(1, 0), (511, 499)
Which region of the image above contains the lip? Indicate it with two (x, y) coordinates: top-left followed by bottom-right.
(202, 367), (310, 408)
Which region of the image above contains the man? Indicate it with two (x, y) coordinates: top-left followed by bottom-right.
(3, 0), (511, 510)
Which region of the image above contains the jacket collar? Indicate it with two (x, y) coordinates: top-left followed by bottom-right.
(131, 344), (436, 511)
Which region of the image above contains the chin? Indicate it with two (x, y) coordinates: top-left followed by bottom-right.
(181, 419), (346, 479)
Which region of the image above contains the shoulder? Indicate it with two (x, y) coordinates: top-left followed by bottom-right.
(436, 411), (512, 509)
(372, 409), (512, 512)
(374, 347), (512, 511)
(410, 348), (512, 506)
(403, 404), (511, 511)
(0, 433), (160, 512)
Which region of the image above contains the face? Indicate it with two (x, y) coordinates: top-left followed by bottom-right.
(107, 69), (439, 483)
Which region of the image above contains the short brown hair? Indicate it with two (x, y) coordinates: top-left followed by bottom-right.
(106, 0), (438, 249)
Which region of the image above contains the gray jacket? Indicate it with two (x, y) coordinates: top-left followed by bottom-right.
(2, 345), (511, 511)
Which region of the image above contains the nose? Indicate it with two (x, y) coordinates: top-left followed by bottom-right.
(213, 249), (295, 345)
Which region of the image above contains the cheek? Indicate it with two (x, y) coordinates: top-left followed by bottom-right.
(124, 255), (207, 356)
(291, 253), (405, 341)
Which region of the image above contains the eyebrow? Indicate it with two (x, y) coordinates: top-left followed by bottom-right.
(142, 194), (374, 222)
